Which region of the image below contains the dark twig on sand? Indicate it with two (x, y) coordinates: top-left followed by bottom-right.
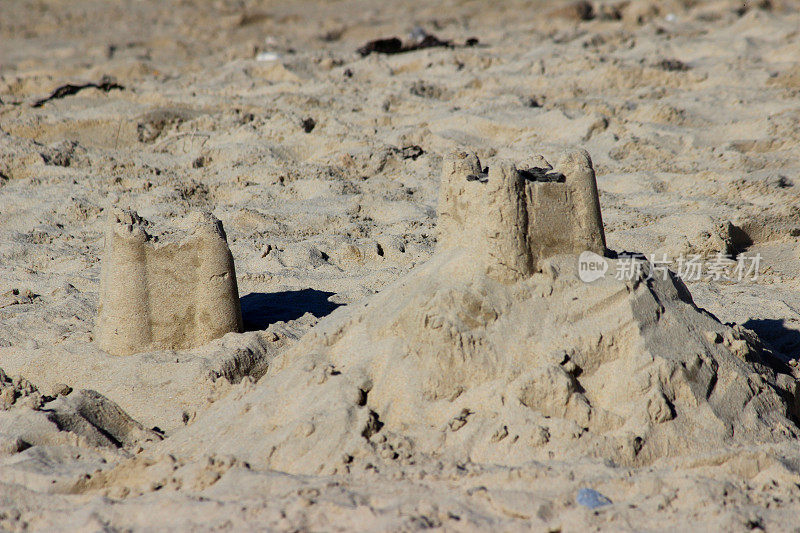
(32, 76), (124, 108)
(357, 32), (478, 57)
(519, 168), (566, 183)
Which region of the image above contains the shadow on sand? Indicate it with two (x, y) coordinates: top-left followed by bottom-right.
(240, 289), (341, 331)
(742, 318), (800, 359)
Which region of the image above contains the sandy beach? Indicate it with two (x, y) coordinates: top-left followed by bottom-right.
(2, 0), (800, 530)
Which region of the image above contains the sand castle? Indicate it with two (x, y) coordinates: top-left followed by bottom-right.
(162, 149), (799, 476)
(96, 209), (243, 356)
(437, 149), (606, 282)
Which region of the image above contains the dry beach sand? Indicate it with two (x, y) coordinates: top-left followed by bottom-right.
(2, 0), (800, 530)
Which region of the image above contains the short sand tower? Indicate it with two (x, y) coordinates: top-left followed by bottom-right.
(437, 149), (606, 282)
(97, 209), (243, 356)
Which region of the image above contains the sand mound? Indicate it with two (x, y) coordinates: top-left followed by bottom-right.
(160, 151), (800, 475)
(0, 367), (159, 454)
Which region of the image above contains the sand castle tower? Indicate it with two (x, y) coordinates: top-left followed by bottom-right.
(96, 209), (243, 356)
(437, 149), (606, 282)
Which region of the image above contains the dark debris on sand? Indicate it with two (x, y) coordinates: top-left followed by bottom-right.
(32, 75), (124, 108)
(357, 32), (478, 57)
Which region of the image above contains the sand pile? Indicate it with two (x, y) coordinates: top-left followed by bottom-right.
(0, 368), (161, 450)
(158, 150), (800, 476)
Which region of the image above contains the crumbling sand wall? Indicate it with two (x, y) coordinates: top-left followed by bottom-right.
(96, 210), (243, 356)
(437, 149), (606, 282)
